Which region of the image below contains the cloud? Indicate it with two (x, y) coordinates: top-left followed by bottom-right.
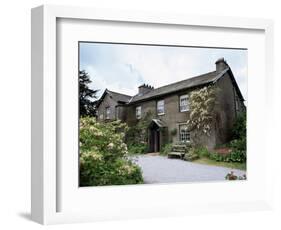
(80, 43), (247, 101)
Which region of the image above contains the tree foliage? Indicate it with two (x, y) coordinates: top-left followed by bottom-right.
(79, 70), (99, 117)
(187, 85), (219, 136)
(232, 111), (246, 140)
(79, 117), (143, 186)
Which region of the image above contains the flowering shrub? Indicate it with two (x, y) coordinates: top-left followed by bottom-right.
(79, 117), (143, 186)
(225, 171), (247, 180)
(187, 86), (218, 137)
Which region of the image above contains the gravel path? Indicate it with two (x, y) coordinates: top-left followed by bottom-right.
(131, 155), (246, 184)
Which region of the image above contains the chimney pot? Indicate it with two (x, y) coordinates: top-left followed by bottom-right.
(215, 58), (228, 72)
(138, 83), (154, 95)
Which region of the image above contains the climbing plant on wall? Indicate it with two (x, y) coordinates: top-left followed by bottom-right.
(187, 85), (219, 139)
(125, 110), (154, 153)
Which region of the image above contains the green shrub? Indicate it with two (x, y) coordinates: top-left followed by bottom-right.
(127, 143), (147, 155)
(209, 112), (247, 164)
(209, 152), (224, 161)
(160, 143), (172, 156)
(194, 146), (210, 158)
(229, 137), (246, 151)
(125, 110), (154, 147)
(229, 149), (246, 162)
(232, 112), (246, 140)
(79, 117), (143, 186)
(183, 147), (200, 161)
(209, 149), (246, 163)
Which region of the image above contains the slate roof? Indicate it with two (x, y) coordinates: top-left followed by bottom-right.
(129, 68), (229, 103)
(96, 65), (244, 107)
(95, 89), (132, 108)
(106, 89), (132, 103)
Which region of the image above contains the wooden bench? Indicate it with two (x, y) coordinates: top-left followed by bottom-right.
(167, 151), (185, 159)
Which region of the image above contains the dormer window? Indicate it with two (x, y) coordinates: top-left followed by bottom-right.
(136, 106), (141, 119)
(105, 107), (110, 119)
(157, 100), (165, 115)
(180, 95), (189, 112)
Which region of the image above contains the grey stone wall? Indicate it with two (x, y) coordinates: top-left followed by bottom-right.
(96, 94), (118, 121)
(214, 72), (245, 146)
(126, 92), (192, 146)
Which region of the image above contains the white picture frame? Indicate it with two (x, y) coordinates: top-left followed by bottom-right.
(31, 4), (274, 225)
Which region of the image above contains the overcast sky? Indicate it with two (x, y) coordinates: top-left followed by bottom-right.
(79, 42), (247, 101)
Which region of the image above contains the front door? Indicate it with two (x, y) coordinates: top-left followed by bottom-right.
(153, 129), (160, 152)
(148, 120), (167, 153)
(149, 127), (160, 153)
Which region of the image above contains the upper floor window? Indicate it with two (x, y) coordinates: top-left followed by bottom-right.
(180, 94), (189, 112)
(157, 100), (165, 115)
(136, 106), (141, 119)
(179, 124), (190, 143)
(105, 107), (110, 119)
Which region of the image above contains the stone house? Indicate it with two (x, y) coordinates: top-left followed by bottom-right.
(95, 58), (245, 152)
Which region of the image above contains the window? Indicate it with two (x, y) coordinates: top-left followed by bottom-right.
(157, 100), (165, 115)
(179, 94), (189, 112)
(179, 124), (190, 142)
(99, 113), (104, 120)
(105, 107), (110, 119)
(136, 106), (141, 119)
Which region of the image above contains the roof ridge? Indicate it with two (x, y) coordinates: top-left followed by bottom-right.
(106, 89), (132, 98)
(151, 70), (217, 92)
(129, 67), (229, 103)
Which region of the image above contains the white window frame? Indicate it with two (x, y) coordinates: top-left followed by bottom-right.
(136, 106), (141, 119)
(157, 100), (165, 115)
(179, 124), (191, 143)
(180, 94), (189, 112)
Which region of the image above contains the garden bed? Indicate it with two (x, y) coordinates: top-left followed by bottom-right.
(193, 157), (246, 170)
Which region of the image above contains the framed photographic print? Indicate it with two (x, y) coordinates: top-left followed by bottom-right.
(31, 5), (274, 225)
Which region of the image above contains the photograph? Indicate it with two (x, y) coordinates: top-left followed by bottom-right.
(78, 42), (247, 187)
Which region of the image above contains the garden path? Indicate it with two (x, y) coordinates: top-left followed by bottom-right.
(131, 155), (246, 184)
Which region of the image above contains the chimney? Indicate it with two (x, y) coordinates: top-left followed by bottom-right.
(215, 58), (228, 72)
(138, 84), (154, 95)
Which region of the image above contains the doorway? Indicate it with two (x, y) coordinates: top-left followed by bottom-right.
(149, 122), (160, 152)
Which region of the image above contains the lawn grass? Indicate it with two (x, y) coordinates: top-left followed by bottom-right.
(193, 157), (246, 171)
